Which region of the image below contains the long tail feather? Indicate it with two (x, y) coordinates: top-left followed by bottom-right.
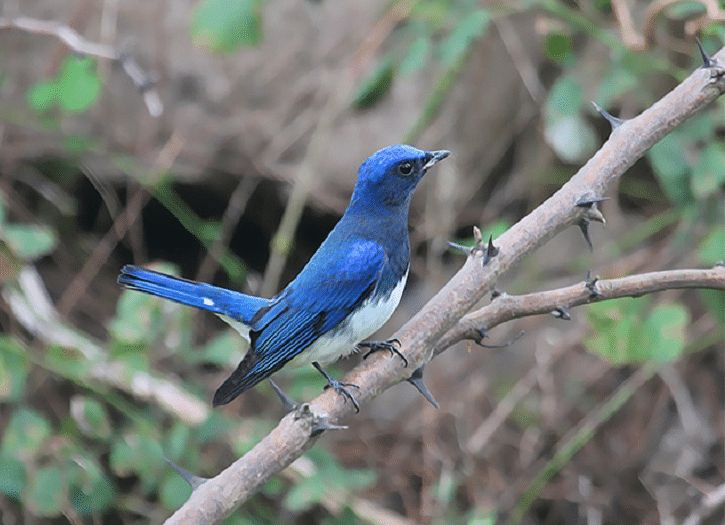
(117, 265), (268, 324)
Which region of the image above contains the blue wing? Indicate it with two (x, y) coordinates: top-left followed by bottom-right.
(213, 239), (385, 405)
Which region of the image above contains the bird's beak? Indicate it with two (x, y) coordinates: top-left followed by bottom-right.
(423, 150), (451, 170)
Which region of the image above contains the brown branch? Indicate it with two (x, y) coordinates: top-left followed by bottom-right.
(164, 47), (725, 524)
(0, 16), (163, 116)
(437, 267), (725, 350)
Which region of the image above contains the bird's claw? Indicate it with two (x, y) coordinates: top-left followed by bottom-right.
(323, 380), (361, 412)
(359, 338), (408, 367)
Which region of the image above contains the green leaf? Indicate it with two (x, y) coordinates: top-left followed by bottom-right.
(400, 36), (431, 75)
(160, 471), (192, 510)
(544, 32), (572, 63)
(110, 434), (165, 492)
(586, 299), (688, 364)
(27, 81), (58, 113)
(26, 465), (66, 517)
(699, 229), (725, 265)
(71, 396), (112, 439)
(691, 142), (725, 200)
(545, 77), (583, 118)
(438, 9), (490, 66)
(45, 345), (91, 380)
(2, 224), (57, 260)
(283, 475), (326, 512)
(0, 337), (29, 401)
(544, 115), (597, 163)
(192, 0), (263, 52)
(647, 133), (692, 206)
(351, 56), (396, 109)
(698, 290), (724, 325)
(0, 454), (26, 499)
(639, 304), (688, 362)
(1, 409), (52, 459)
(56, 56), (101, 112)
(68, 460), (115, 515)
(194, 330), (246, 366)
(165, 423), (191, 461)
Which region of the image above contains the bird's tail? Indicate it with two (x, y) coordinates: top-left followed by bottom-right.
(117, 265), (269, 324)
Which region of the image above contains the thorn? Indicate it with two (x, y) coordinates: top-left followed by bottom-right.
(164, 457), (208, 490)
(695, 37), (716, 69)
(585, 271), (602, 298)
(576, 192), (610, 209)
(578, 219), (593, 251)
(310, 415), (348, 436)
(551, 306), (571, 320)
(475, 329), (525, 348)
(406, 366), (439, 409)
(591, 102), (624, 130)
(447, 241), (473, 256)
(269, 379), (297, 412)
(482, 234), (500, 267)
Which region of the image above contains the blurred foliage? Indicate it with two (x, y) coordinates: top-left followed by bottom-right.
(1, 0), (723, 523)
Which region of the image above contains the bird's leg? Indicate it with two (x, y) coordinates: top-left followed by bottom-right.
(358, 338), (408, 367)
(268, 379), (297, 412)
(312, 362), (360, 413)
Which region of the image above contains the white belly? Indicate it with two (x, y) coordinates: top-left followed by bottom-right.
(291, 270), (408, 367)
(217, 271), (408, 368)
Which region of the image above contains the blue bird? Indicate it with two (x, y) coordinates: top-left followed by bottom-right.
(118, 145), (450, 410)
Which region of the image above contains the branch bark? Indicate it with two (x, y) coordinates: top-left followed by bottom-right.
(165, 47), (725, 523)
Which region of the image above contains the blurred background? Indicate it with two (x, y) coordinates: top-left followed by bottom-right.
(0, 0), (723, 524)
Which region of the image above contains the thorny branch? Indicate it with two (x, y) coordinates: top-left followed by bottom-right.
(165, 46), (725, 524)
(0, 16), (162, 117)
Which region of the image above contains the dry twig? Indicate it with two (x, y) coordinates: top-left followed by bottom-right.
(165, 47), (725, 524)
(0, 16), (162, 116)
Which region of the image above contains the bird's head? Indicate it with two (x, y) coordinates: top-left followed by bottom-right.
(350, 144), (450, 209)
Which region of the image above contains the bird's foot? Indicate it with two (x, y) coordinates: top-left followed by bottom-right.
(312, 362), (360, 413)
(358, 338), (408, 367)
(268, 379), (297, 412)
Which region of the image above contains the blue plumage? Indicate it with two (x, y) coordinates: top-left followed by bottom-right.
(117, 144), (450, 408)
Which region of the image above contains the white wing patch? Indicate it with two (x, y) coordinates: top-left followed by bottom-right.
(203, 297), (215, 306)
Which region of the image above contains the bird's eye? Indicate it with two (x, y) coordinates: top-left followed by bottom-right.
(398, 162), (413, 175)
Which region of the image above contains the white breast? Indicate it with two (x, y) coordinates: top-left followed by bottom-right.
(291, 270), (409, 367)
(216, 270), (409, 369)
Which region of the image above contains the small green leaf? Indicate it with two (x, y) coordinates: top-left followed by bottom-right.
(544, 115), (597, 163)
(194, 330), (245, 366)
(45, 345), (91, 380)
(647, 134), (692, 206)
(283, 475), (326, 512)
(545, 77), (583, 118)
(0, 337), (29, 401)
(544, 32), (572, 63)
(56, 56), (101, 112)
(400, 36), (431, 75)
(71, 396), (112, 439)
(192, 0), (263, 52)
(639, 304), (688, 362)
(27, 81), (58, 113)
(699, 229), (725, 265)
(165, 423), (191, 461)
(438, 9), (490, 66)
(160, 471), (192, 510)
(691, 143), (725, 200)
(68, 460), (115, 515)
(26, 465), (66, 517)
(1, 409), (52, 459)
(0, 454), (26, 499)
(2, 224), (57, 260)
(351, 56), (396, 109)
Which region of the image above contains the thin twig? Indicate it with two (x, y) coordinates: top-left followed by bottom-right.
(165, 47), (725, 524)
(0, 16), (162, 116)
